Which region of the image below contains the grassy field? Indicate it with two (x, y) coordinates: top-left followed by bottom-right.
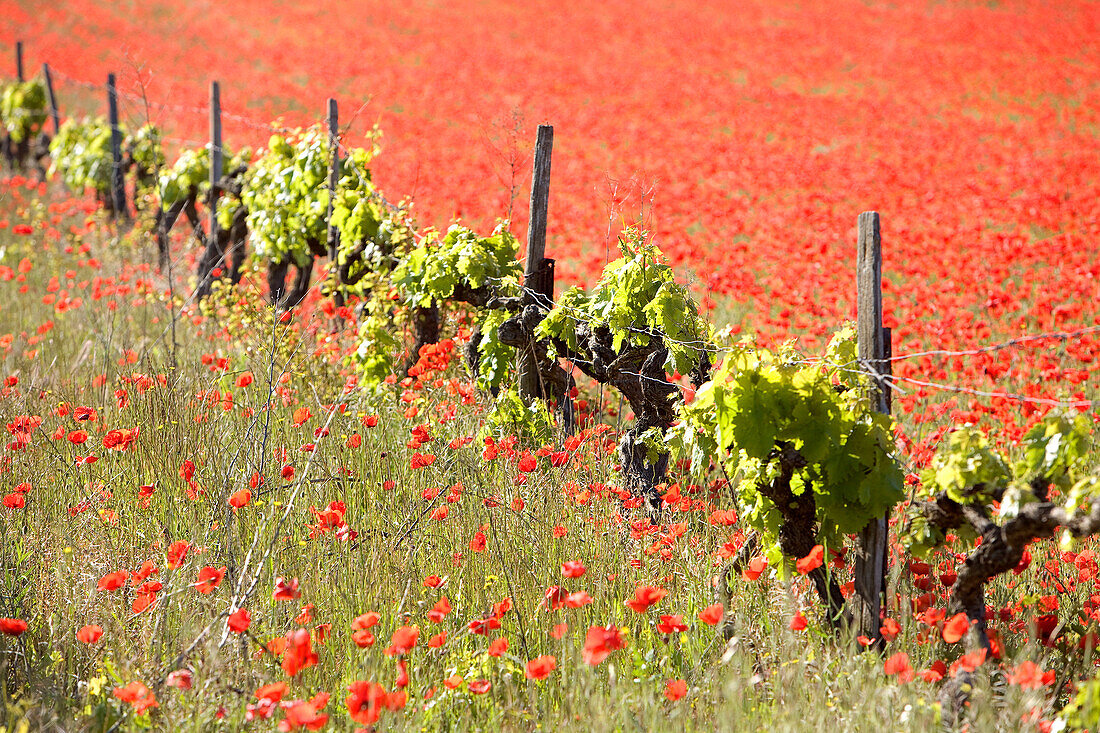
(0, 0), (1098, 729)
(0, 176), (1091, 732)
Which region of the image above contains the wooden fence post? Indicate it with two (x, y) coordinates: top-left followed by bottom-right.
(853, 210), (890, 646)
(106, 73), (127, 218)
(194, 81), (224, 298)
(325, 98), (341, 307)
(42, 63), (60, 135)
(208, 81), (222, 243)
(518, 124), (554, 402)
(15, 41), (23, 81)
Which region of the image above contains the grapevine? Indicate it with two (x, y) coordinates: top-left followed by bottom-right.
(48, 117), (120, 212)
(0, 80), (47, 144)
(667, 326), (904, 621)
(904, 412), (1099, 650)
(125, 123), (164, 202)
(241, 127), (331, 268)
(531, 229), (714, 507)
(390, 222), (525, 386)
(1, 79), (48, 174)
(196, 147), (253, 294)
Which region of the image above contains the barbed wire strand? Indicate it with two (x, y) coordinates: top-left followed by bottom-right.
(27, 65), (1100, 414)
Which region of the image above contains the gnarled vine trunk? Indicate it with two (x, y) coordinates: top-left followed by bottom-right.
(912, 479), (1100, 653)
(757, 442), (850, 627)
(523, 316), (709, 513)
(403, 303), (441, 377)
(910, 480), (1100, 725)
(497, 304), (575, 433)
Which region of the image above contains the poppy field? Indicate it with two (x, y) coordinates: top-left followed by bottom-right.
(0, 0), (1099, 730)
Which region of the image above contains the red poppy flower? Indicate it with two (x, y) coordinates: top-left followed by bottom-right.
(227, 608), (251, 633)
(228, 488), (251, 508)
(699, 603), (723, 626)
(582, 624), (627, 665)
(256, 681), (288, 703)
(132, 593), (156, 614)
(789, 613), (808, 631)
(625, 585), (667, 613)
(468, 679), (491, 695)
(1007, 661), (1054, 689)
(561, 560), (586, 578)
(77, 624), (104, 643)
(0, 618), (27, 636)
(488, 637), (508, 656)
(517, 452), (537, 472)
(385, 625), (420, 657)
(102, 427), (140, 451)
(113, 681), (158, 714)
(294, 604), (314, 625)
(656, 614), (688, 635)
(917, 660), (947, 683)
(166, 670), (192, 690)
(292, 407), (311, 427)
(282, 629), (319, 677)
(346, 680), (387, 725)
(394, 658), (409, 688)
(280, 700), (328, 731)
(166, 540), (191, 568)
(97, 571), (127, 592)
(352, 629), (376, 648)
(884, 652), (914, 682)
(73, 406), (97, 422)
(795, 545), (824, 575)
(951, 648), (987, 676)
(742, 556), (767, 581)
(522, 655), (555, 680)
(493, 597), (513, 618)
(195, 566), (226, 594)
(352, 611), (380, 630)
(942, 612), (970, 643)
(664, 679), (688, 701)
(428, 597), (451, 623)
(274, 576), (301, 601)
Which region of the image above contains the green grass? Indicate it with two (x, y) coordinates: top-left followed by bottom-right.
(0, 180), (1083, 732)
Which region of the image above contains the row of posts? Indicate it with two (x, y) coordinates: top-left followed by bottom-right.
(11, 41), (891, 643)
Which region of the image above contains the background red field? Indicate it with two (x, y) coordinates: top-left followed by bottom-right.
(3, 5), (1100, 728)
(3, 0), (1098, 422)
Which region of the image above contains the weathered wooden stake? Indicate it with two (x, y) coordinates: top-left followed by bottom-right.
(15, 41), (23, 81)
(107, 73), (127, 218)
(326, 98), (339, 262)
(518, 124), (554, 402)
(42, 63), (60, 135)
(325, 99), (343, 311)
(208, 81), (223, 244)
(854, 210), (890, 646)
(524, 125), (553, 303)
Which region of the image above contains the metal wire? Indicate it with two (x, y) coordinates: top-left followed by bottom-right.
(36, 64), (1100, 414)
